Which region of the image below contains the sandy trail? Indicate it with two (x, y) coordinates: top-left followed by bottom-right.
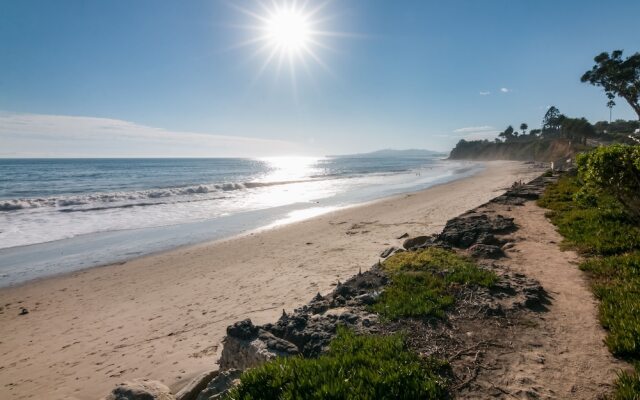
(0, 161), (541, 400)
(473, 199), (626, 398)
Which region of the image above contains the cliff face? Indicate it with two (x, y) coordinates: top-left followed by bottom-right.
(449, 138), (585, 162)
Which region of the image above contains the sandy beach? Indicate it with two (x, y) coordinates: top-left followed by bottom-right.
(0, 161), (543, 400)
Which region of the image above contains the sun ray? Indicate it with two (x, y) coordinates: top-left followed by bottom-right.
(229, 0), (348, 87)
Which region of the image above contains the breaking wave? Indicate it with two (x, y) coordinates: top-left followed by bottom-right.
(0, 180), (305, 212)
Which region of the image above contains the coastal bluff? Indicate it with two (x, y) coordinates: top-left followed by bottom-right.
(448, 137), (582, 162)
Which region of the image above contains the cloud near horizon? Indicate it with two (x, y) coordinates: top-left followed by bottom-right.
(500, 87), (511, 93)
(450, 125), (500, 140)
(0, 112), (309, 158)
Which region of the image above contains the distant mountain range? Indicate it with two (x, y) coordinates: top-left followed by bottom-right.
(332, 149), (444, 158)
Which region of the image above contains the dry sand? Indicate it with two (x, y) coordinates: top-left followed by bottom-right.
(0, 161), (543, 400)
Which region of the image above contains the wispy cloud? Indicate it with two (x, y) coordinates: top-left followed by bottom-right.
(479, 91), (491, 96)
(500, 87), (511, 93)
(453, 126), (495, 133)
(0, 111), (309, 158)
(450, 125), (500, 140)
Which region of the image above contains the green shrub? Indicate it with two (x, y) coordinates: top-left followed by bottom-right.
(576, 145), (640, 220)
(225, 328), (449, 400)
(538, 176), (640, 255)
(371, 248), (497, 320)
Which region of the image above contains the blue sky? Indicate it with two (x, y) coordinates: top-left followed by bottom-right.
(1, 0), (639, 157)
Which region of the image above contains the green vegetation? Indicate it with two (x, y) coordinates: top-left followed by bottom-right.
(581, 253), (640, 357)
(371, 248), (497, 320)
(576, 145), (640, 219)
(225, 327), (449, 400)
(538, 147), (640, 398)
(537, 174), (640, 255)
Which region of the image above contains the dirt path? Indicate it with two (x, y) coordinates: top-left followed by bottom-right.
(470, 200), (626, 399)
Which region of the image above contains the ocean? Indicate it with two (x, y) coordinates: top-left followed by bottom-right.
(0, 156), (482, 286)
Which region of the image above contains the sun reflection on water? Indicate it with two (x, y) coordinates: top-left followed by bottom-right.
(258, 156), (324, 182)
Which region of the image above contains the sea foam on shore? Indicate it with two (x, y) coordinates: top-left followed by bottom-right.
(0, 156), (481, 286)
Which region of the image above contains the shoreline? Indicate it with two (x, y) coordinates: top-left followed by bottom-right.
(0, 161), (543, 400)
(0, 160), (483, 288)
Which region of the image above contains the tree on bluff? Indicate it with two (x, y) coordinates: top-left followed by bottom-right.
(581, 50), (640, 120)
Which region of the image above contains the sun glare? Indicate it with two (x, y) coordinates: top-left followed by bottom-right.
(265, 8), (311, 53)
(231, 1), (343, 81)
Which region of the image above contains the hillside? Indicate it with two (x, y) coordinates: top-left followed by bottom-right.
(448, 138), (589, 162)
(334, 149), (444, 158)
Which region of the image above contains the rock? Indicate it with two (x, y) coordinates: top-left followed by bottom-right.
(105, 379), (174, 400)
(493, 195), (527, 206)
(334, 282), (356, 298)
(402, 236), (432, 250)
(257, 330), (299, 355)
(380, 246), (397, 258)
(18, 307), (28, 316)
(227, 319), (258, 340)
(196, 370), (242, 400)
(353, 292), (378, 305)
(476, 232), (502, 246)
(468, 244), (504, 259)
(492, 215), (517, 232)
(396, 232), (409, 239)
(438, 213), (516, 249)
(338, 312), (359, 324)
(175, 369), (218, 400)
(218, 327), (299, 370)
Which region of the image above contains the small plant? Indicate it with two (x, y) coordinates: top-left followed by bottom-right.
(371, 248), (497, 320)
(225, 328), (450, 400)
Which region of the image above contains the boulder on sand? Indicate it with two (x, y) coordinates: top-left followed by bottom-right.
(105, 379), (175, 400)
(402, 236), (433, 250)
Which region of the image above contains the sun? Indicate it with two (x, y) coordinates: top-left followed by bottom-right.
(231, 1), (340, 80)
(265, 8), (311, 54)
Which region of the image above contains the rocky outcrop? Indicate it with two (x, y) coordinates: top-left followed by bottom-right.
(219, 320), (299, 371)
(437, 213), (515, 249)
(492, 176), (553, 206)
(195, 370), (242, 400)
(448, 137), (579, 162)
(105, 379), (175, 400)
(202, 268), (386, 396)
